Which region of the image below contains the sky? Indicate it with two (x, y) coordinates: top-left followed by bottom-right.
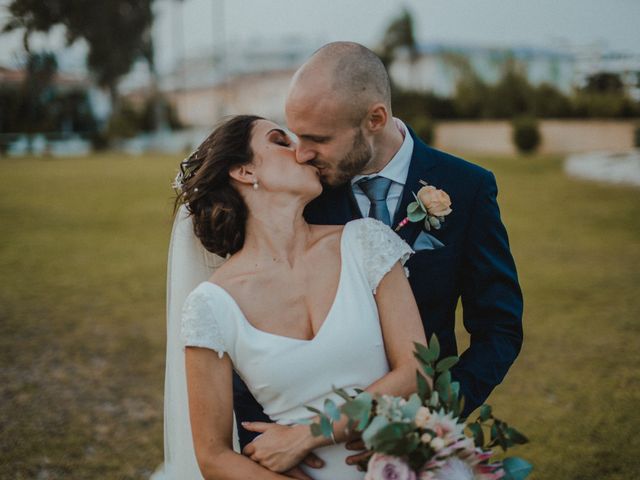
(1, 0), (639, 72)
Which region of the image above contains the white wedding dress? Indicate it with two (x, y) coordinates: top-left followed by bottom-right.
(179, 217), (413, 480)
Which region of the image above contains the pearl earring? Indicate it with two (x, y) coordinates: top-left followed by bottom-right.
(253, 181), (259, 190)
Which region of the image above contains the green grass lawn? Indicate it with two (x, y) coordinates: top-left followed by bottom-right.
(1, 152), (639, 479)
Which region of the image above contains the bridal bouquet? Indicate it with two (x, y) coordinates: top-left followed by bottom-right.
(306, 337), (532, 480)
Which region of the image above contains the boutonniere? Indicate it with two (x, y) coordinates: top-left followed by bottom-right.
(395, 180), (453, 232)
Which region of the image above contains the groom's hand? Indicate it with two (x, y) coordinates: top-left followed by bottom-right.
(345, 438), (371, 471)
(283, 466), (315, 480)
(283, 452), (325, 479)
(242, 421), (324, 473)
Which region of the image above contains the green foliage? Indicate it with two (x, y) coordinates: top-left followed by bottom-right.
(139, 95), (183, 132)
(486, 59), (535, 118)
(583, 72), (625, 94)
(0, 51), (99, 153)
(106, 95), (182, 141)
(572, 91), (639, 118)
(392, 89), (456, 121)
(511, 116), (541, 153)
(2, 154), (639, 477)
(107, 101), (141, 139)
(410, 116), (435, 145)
(502, 457), (534, 480)
(378, 8), (418, 67)
(532, 83), (574, 118)
(3, 0), (154, 96)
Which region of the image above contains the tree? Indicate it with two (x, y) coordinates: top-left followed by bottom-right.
(583, 72), (624, 94)
(3, 0), (154, 109)
(485, 58), (535, 118)
(378, 8), (418, 69)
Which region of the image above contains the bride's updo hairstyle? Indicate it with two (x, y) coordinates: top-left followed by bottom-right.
(176, 115), (264, 257)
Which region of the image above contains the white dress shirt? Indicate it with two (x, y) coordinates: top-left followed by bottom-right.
(351, 118), (414, 224)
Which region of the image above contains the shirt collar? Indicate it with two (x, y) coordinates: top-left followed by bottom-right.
(352, 118), (413, 187)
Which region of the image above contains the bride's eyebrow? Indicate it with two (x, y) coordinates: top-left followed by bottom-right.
(266, 128), (287, 137)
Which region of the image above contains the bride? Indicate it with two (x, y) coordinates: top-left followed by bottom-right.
(160, 114), (427, 479)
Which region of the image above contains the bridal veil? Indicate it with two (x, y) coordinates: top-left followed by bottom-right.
(152, 204), (234, 479)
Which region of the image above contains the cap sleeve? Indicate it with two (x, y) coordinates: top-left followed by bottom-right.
(180, 285), (228, 358)
(350, 218), (414, 294)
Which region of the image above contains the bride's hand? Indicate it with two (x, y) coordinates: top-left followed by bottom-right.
(241, 421), (323, 473)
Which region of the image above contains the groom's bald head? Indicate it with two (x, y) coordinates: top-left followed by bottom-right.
(287, 41), (392, 125)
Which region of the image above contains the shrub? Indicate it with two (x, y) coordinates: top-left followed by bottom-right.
(410, 115), (435, 145)
(512, 116), (541, 154)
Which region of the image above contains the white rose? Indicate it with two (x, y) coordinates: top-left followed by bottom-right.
(430, 437), (446, 451)
(414, 406), (432, 428)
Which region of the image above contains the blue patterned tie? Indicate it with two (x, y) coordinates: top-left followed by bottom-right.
(358, 176), (393, 226)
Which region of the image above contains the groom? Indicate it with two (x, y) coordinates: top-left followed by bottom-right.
(236, 41), (523, 456)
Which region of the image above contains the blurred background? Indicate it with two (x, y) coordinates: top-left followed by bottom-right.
(0, 1), (638, 479)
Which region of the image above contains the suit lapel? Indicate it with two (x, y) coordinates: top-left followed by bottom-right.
(321, 183), (362, 224)
(393, 127), (438, 246)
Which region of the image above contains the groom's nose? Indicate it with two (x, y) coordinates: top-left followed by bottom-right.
(295, 144), (316, 164)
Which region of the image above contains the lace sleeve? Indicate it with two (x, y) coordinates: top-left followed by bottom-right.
(353, 218), (414, 294)
(180, 287), (226, 358)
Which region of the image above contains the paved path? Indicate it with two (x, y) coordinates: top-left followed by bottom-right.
(565, 150), (640, 187)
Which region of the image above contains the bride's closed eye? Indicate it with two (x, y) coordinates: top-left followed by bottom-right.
(268, 129), (292, 148)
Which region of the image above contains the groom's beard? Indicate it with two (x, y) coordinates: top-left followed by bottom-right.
(323, 128), (372, 187)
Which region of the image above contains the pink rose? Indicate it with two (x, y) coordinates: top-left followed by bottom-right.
(366, 453), (417, 480)
(417, 185), (452, 217)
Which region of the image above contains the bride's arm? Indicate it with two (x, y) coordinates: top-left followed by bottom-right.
(365, 260), (428, 398)
(185, 347), (299, 480)
(243, 260), (427, 467)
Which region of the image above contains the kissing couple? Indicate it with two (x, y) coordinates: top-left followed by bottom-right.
(156, 41), (523, 479)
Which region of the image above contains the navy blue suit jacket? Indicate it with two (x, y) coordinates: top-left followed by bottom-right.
(233, 127), (523, 448)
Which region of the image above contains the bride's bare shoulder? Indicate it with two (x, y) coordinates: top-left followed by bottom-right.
(308, 224), (344, 255)
(309, 224), (343, 240)
(208, 253), (244, 285)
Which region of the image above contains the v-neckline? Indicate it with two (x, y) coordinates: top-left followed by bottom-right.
(203, 223), (349, 343)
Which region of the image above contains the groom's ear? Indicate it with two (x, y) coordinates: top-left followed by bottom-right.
(229, 164), (256, 186)
(364, 103), (389, 134)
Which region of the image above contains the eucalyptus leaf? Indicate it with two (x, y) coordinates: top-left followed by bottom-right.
(341, 392), (373, 431)
(370, 422), (414, 454)
(411, 191), (427, 212)
(489, 423), (499, 446)
(362, 415), (390, 448)
(408, 209), (427, 222)
(467, 422), (484, 447)
(417, 371), (430, 400)
(429, 391), (439, 408)
(324, 398), (341, 422)
(400, 393), (422, 420)
(502, 457), (533, 480)
(435, 356), (459, 373)
(421, 363), (435, 378)
(507, 427), (530, 445)
(435, 371), (451, 393)
(428, 335), (440, 360)
(310, 423), (322, 437)
(305, 405), (324, 416)
(450, 381), (460, 410)
(428, 216), (441, 229)
(414, 342), (437, 363)
(332, 387), (353, 403)
(479, 404), (492, 422)
(320, 416), (333, 439)
(407, 201), (421, 214)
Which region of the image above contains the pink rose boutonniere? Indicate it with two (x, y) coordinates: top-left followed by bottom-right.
(396, 180), (452, 232)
